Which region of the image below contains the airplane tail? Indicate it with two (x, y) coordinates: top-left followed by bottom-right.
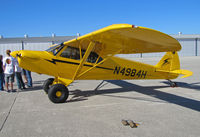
(155, 52), (192, 78)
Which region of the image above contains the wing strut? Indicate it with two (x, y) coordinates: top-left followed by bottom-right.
(76, 49), (122, 79)
(72, 41), (96, 80)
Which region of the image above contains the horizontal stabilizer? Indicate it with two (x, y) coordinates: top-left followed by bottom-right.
(156, 69), (193, 78)
(171, 69), (193, 78)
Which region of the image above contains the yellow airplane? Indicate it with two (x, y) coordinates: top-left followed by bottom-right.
(11, 24), (193, 103)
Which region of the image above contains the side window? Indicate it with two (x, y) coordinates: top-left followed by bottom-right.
(81, 50), (102, 63)
(87, 52), (99, 63)
(60, 46), (103, 63)
(60, 46), (80, 60)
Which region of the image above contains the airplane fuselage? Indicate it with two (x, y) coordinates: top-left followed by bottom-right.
(13, 50), (178, 82)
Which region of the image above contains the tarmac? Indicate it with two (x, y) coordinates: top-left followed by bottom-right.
(0, 56), (200, 137)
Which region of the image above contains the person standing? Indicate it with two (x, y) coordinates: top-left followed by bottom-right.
(3, 50), (15, 92)
(0, 55), (4, 91)
(14, 58), (26, 91)
(22, 69), (28, 84)
(25, 70), (32, 88)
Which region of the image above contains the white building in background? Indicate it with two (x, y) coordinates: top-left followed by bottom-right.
(0, 36), (76, 57)
(171, 34), (200, 57)
(0, 34), (199, 57)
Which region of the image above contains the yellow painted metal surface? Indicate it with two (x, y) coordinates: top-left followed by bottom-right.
(10, 24), (192, 86)
(64, 24), (181, 57)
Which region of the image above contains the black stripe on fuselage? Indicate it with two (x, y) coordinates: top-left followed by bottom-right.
(45, 59), (114, 71)
(45, 59), (79, 65)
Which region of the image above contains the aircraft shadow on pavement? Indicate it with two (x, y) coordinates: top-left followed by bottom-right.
(69, 80), (200, 112)
(162, 81), (200, 91)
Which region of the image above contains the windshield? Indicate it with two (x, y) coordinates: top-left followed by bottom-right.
(46, 43), (64, 55)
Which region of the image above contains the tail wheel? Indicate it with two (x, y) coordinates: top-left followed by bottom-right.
(170, 82), (177, 88)
(167, 79), (177, 88)
(43, 78), (54, 94)
(48, 84), (69, 103)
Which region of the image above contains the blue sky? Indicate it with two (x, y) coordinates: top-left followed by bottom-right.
(0, 0), (200, 37)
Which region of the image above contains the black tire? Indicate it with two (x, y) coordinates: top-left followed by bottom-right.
(170, 82), (177, 88)
(48, 84), (69, 103)
(43, 78), (54, 94)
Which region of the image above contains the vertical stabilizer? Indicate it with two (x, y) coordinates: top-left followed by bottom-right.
(156, 52), (193, 79)
(156, 52), (180, 71)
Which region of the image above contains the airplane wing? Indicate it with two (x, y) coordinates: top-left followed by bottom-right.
(64, 24), (181, 57)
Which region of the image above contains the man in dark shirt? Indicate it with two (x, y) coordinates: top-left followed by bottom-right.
(0, 55), (4, 91)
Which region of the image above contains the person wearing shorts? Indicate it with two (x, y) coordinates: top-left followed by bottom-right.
(3, 50), (15, 92)
(5, 74), (14, 84)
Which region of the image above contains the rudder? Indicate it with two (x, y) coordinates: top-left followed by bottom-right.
(156, 52), (193, 79)
(156, 51), (180, 71)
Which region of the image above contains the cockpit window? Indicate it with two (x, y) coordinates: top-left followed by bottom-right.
(46, 43), (64, 56)
(60, 46), (80, 60)
(60, 46), (103, 63)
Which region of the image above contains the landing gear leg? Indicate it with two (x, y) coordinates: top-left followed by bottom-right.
(167, 79), (177, 88)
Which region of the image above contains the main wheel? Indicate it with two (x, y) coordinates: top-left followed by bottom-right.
(43, 78), (54, 94)
(48, 84), (69, 103)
